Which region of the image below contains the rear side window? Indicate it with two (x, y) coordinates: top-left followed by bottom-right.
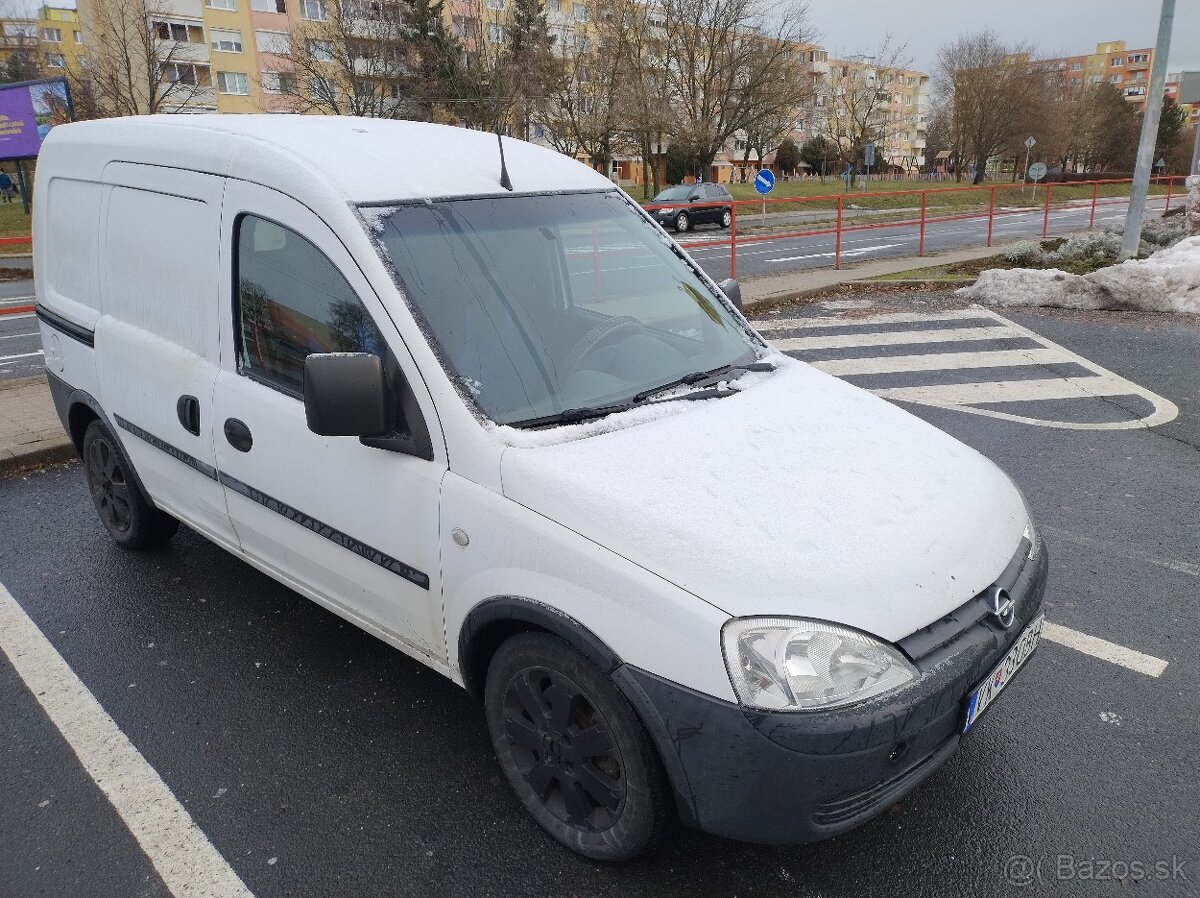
(235, 214), (385, 395)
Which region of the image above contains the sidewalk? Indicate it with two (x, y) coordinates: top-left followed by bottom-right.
(741, 240), (1025, 308)
(0, 241), (1026, 473)
(0, 376), (75, 473)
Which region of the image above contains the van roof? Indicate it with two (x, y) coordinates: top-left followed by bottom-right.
(44, 115), (614, 203)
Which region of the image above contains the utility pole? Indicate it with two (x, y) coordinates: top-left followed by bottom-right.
(1120, 0), (1175, 259)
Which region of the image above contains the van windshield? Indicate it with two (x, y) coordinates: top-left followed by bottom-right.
(363, 191), (762, 427)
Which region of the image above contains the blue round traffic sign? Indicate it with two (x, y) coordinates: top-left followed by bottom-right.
(753, 169), (775, 195)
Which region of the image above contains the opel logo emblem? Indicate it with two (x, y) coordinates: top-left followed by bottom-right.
(986, 586), (1016, 628)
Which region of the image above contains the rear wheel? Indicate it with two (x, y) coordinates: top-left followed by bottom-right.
(82, 420), (179, 550)
(721, 209), (732, 228)
(485, 632), (672, 861)
(674, 211), (691, 232)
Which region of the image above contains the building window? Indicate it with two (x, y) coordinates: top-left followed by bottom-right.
(255, 30), (289, 53)
(235, 215), (385, 397)
(1111, 57), (1122, 66)
(301, 0), (327, 19)
(206, 0), (237, 8)
(306, 38), (333, 60)
(486, 22), (504, 42)
(252, 0), (287, 10)
(1071, 61), (1082, 71)
(261, 71), (297, 93)
(45, 52), (65, 68)
(161, 62), (211, 85)
(73, 30), (82, 43)
(571, 2), (586, 20)
(485, 0), (504, 9)
(1109, 73), (1122, 83)
(309, 76), (335, 100)
(41, 27), (61, 42)
(155, 21), (205, 43)
(210, 29), (243, 52)
(217, 71), (249, 94)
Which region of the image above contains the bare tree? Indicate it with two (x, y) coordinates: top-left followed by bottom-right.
(73, 0), (213, 115)
(822, 39), (915, 184)
(934, 30), (1045, 184)
(262, 0), (419, 118)
(614, 0), (673, 197)
(660, 0), (810, 174)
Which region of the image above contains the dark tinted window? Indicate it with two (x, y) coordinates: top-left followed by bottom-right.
(235, 215), (385, 395)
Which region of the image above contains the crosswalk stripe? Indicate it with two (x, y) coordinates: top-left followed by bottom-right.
(873, 375), (1139, 406)
(813, 347), (1073, 376)
(775, 325), (1016, 352)
(753, 305), (1179, 431)
(756, 310), (983, 332)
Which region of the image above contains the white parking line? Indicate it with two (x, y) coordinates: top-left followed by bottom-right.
(873, 374), (1138, 406)
(814, 347), (1071, 376)
(756, 309), (983, 331)
(1041, 621), (1169, 678)
(0, 583), (255, 898)
(774, 325), (1015, 351)
(0, 349), (42, 361)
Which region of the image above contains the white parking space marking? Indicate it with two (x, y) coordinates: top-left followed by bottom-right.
(775, 325), (1014, 352)
(767, 242), (906, 263)
(757, 309), (983, 332)
(816, 347), (1070, 376)
(756, 307), (1179, 430)
(0, 349), (42, 364)
(1041, 622), (1169, 678)
(0, 583), (256, 898)
(873, 375), (1138, 406)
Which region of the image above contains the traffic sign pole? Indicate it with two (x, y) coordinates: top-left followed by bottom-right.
(1023, 135), (1036, 202)
(753, 168), (775, 226)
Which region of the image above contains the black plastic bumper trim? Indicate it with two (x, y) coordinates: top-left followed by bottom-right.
(35, 305), (95, 348)
(217, 471), (430, 590)
(114, 414), (429, 590)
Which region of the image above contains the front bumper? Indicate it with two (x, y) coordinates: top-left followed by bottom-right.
(614, 543), (1049, 845)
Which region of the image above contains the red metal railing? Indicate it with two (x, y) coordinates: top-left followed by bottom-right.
(640, 175), (1185, 276)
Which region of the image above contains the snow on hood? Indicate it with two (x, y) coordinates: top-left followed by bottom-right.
(499, 362), (1028, 642)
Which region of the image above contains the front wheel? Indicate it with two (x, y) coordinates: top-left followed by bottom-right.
(485, 632), (673, 861)
(82, 420), (179, 550)
(673, 211), (691, 232)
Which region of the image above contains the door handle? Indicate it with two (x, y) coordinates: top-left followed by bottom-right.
(223, 418), (253, 452)
(176, 395), (201, 436)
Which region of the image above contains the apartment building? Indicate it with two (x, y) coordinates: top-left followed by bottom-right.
(1037, 41), (1156, 109)
(0, 6), (85, 80)
(1164, 72), (1199, 127)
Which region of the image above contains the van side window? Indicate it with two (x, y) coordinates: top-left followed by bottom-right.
(235, 214), (385, 395)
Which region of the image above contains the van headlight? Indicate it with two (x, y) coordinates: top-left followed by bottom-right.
(722, 618), (918, 711)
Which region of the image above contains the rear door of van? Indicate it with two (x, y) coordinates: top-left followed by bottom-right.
(93, 163), (236, 547)
(210, 180), (448, 666)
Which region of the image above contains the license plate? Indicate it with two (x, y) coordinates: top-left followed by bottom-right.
(963, 614), (1044, 733)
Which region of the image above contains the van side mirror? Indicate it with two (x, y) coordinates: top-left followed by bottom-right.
(719, 278), (743, 311)
(303, 353), (388, 437)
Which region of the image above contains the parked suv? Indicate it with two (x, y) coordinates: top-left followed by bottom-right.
(646, 182), (733, 231)
(35, 116), (1046, 863)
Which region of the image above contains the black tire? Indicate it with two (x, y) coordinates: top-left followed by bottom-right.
(673, 211), (691, 232)
(720, 208), (732, 229)
(82, 420), (179, 550)
(485, 632), (673, 861)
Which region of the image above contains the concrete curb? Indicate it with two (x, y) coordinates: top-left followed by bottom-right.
(0, 439), (76, 475)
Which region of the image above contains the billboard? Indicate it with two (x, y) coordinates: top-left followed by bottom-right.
(0, 78), (73, 160)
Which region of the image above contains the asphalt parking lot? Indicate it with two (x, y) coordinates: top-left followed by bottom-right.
(2, 291), (1197, 898)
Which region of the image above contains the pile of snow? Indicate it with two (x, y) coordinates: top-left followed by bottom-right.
(1002, 216), (1186, 269)
(958, 235), (1200, 314)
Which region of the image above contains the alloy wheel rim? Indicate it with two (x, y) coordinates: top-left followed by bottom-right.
(86, 436), (132, 533)
(501, 667), (625, 832)
(676, 213), (687, 230)
(722, 210), (731, 226)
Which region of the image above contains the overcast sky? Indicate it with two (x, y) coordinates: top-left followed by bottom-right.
(813, 0), (1200, 77)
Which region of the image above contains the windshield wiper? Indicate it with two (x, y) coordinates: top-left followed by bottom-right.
(632, 360), (776, 404)
(509, 361), (776, 430)
(508, 402), (634, 429)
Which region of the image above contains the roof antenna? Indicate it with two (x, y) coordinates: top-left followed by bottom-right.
(496, 132), (513, 192)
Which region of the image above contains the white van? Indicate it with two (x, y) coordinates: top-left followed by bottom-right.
(35, 116), (1047, 861)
